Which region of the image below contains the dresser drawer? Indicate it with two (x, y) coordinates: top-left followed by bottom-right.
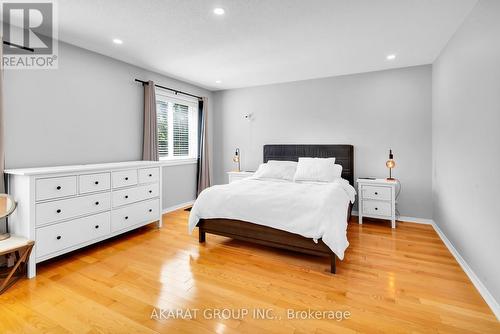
(36, 176), (77, 201)
(36, 192), (111, 226)
(79, 173), (111, 194)
(112, 170), (138, 188)
(111, 199), (159, 232)
(362, 200), (392, 217)
(112, 183), (159, 208)
(36, 212), (111, 258)
(138, 167), (159, 184)
(361, 185), (392, 201)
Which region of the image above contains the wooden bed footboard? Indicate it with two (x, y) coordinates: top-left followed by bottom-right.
(197, 219), (338, 273)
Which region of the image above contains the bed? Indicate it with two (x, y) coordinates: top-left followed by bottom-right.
(189, 144), (354, 273)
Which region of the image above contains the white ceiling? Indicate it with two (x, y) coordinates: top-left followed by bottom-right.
(58, 0), (478, 90)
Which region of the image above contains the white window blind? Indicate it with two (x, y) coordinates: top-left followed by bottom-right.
(155, 90), (198, 161)
(173, 103), (189, 156)
(157, 100), (169, 157)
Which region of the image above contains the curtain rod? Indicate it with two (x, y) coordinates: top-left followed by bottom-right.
(135, 79), (202, 100)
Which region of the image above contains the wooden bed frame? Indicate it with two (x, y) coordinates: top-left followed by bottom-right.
(197, 144), (354, 273)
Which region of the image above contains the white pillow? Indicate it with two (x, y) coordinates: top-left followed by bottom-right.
(293, 157), (340, 183)
(253, 161), (297, 181)
(332, 163), (343, 178)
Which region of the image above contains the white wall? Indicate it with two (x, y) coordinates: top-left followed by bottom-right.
(213, 65), (432, 219)
(433, 0), (500, 309)
(3, 41), (213, 211)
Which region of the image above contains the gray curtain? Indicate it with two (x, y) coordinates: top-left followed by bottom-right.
(197, 97), (211, 195)
(142, 81), (159, 161)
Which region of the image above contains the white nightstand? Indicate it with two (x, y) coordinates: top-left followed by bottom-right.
(357, 178), (397, 228)
(227, 171), (254, 183)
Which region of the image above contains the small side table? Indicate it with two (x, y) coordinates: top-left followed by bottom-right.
(227, 171), (254, 183)
(0, 236), (34, 294)
(357, 178), (398, 228)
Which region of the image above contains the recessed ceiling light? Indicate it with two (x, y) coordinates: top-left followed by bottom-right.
(213, 8), (225, 15)
(215, 80), (222, 84)
(386, 54), (396, 60)
(113, 38), (123, 45)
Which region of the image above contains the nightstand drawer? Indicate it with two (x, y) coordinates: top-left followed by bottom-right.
(363, 200), (392, 217)
(362, 185), (391, 201)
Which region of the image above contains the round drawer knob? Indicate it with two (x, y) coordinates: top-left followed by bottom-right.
(95, 181), (99, 185)
(95, 225), (99, 229)
(125, 177), (129, 181)
(149, 190), (152, 194)
(149, 174), (152, 177)
(375, 192), (378, 195)
(56, 209), (61, 213)
(95, 201), (99, 205)
(125, 195), (129, 199)
(125, 216), (129, 220)
(56, 235), (61, 240)
(56, 186), (61, 190)
(148, 209), (152, 212)
(375, 207), (378, 210)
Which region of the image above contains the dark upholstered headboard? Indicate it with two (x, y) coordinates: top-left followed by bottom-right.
(263, 144), (354, 186)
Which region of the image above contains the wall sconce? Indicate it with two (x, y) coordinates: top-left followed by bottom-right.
(233, 148), (241, 172)
(386, 149), (396, 181)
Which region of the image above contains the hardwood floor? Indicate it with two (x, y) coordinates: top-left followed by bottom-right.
(0, 208), (498, 333)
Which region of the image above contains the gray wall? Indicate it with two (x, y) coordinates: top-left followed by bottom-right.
(433, 0), (500, 306)
(3, 41), (213, 211)
(213, 65), (432, 219)
(162, 163), (198, 208)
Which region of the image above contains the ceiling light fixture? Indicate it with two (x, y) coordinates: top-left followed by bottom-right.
(386, 54), (396, 60)
(113, 38), (123, 45)
(215, 80), (222, 84)
(213, 8), (225, 15)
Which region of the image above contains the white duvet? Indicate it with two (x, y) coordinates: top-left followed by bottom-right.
(188, 178), (356, 260)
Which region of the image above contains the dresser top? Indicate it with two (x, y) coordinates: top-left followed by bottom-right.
(227, 171), (254, 175)
(5, 161), (163, 176)
(356, 178), (398, 186)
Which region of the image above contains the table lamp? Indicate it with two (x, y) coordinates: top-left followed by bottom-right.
(386, 149), (396, 181)
(233, 148), (241, 172)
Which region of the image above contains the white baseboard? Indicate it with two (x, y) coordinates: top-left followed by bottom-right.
(162, 200), (195, 214)
(396, 215), (433, 225)
(430, 221), (500, 320)
(351, 210), (432, 225)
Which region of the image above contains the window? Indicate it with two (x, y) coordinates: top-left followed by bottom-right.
(156, 90), (199, 161)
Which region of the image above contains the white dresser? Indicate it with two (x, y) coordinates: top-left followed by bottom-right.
(5, 161), (163, 277)
(357, 178), (397, 228)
